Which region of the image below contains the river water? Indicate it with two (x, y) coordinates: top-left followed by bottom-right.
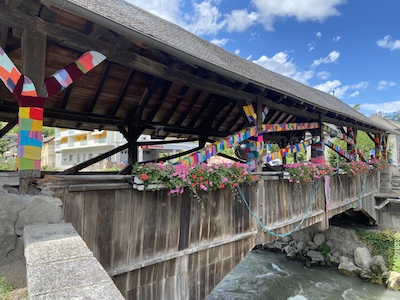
(207, 249), (399, 300)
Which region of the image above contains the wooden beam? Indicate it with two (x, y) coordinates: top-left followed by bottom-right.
(161, 86), (189, 124)
(0, 117), (17, 138)
(143, 146), (203, 164)
(61, 142), (131, 174)
(86, 61), (111, 112)
(21, 29), (46, 95)
(188, 94), (213, 127)
(147, 81), (173, 122)
(212, 102), (236, 131)
(175, 90), (201, 126)
(0, 25), (9, 49)
(141, 121), (230, 138)
(109, 68), (136, 116)
(129, 78), (163, 119)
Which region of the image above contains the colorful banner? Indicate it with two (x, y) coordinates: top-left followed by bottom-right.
(242, 103), (268, 124)
(176, 126), (258, 165)
(264, 138), (320, 162)
(323, 124), (356, 145)
(0, 47), (106, 171)
(323, 138), (355, 161)
(323, 124), (366, 161)
(260, 122), (320, 134)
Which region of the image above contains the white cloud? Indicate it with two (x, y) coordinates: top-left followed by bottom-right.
(311, 51), (340, 67)
(352, 82), (368, 89)
(126, 0), (182, 25)
(308, 43), (315, 51)
(210, 38), (229, 46)
(234, 49), (241, 55)
(314, 80), (343, 96)
(377, 35), (400, 51)
(314, 80), (367, 99)
(316, 71), (330, 80)
(185, 1), (226, 35)
(333, 36), (341, 42)
(377, 80), (396, 90)
(225, 10), (258, 32)
(349, 91), (359, 98)
(316, 32), (322, 38)
(252, 0), (345, 31)
(359, 101), (400, 114)
(127, 0), (346, 37)
(252, 52), (313, 84)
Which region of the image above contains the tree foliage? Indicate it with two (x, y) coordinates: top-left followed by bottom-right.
(384, 111), (400, 122)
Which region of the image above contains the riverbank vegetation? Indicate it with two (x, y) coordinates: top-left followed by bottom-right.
(356, 229), (400, 273)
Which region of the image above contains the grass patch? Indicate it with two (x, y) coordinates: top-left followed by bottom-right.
(0, 276), (13, 300)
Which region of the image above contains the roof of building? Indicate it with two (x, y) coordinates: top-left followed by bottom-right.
(0, 0), (386, 145)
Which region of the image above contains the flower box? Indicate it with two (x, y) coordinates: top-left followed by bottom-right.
(132, 176), (165, 191)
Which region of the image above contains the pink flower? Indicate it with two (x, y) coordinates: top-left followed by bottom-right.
(200, 184), (207, 191)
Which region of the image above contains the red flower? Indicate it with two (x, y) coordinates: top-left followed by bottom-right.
(140, 173), (149, 181)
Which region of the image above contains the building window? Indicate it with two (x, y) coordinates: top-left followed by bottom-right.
(77, 154), (81, 163)
(69, 154), (73, 162)
(88, 153), (93, 159)
(83, 154), (86, 161)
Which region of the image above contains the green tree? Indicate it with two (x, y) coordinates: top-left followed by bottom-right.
(356, 131), (375, 159)
(42, 126), (55, 138)
(0, 137), (9, 156)
(327, 138), (347, 166)
(385, 110), (400, 122)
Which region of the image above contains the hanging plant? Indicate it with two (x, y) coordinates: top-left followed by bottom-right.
(132, 162), (259, 196)
(283, 163), (334, 188)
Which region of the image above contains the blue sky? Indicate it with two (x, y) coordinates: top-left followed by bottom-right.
(126, 0), (400, 116)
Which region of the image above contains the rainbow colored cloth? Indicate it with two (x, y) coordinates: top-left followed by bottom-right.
(0, 47), (106, 170)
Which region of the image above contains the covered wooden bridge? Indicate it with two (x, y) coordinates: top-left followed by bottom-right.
(0, 0), (390, 299)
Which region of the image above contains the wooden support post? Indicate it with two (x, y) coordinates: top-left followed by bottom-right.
(381, 134), (388, 161)
(374, 133), (381, 159)
(19, 29), (46, 194)
(0, 118), (17, 138)
(255, 94), (265, 244)
(127, 125), (143, 165)
(310, 116), (325, 164)
(21, 29), (46, 95)
(346, 126), (357, 160)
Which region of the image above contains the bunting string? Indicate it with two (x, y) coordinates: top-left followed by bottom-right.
(175, 126), (258, 165)
(264, 138), (320, 162)
(323, 138), (356, 161)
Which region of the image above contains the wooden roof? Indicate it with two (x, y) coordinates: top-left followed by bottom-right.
(0, 0), (386, 145)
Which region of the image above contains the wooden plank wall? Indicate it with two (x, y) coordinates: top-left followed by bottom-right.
(257, 172), (379, 244)
(257, 178), (326, 244)
(328, 172), (379, 219)
(61, 182), (257, 300)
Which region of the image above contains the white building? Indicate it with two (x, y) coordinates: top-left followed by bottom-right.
(54, 128), (198, 170)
